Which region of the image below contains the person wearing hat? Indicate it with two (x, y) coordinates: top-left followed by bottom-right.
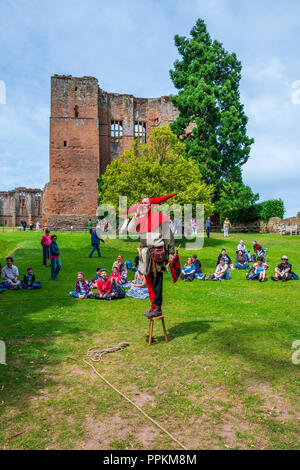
(272, 256), (292, 282)
(126, 194), (176, 318)
(41, 228), (51, 268)
(191, 254), (204, 280)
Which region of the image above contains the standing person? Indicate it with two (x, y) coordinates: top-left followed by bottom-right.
(205, 216), (212, 238)
(88, 218), (93, 235)
(49, 234), (61, 280)
(223, 217), (231, 237)
(29, 221), (34, 231)
(89, 229), (104, 258)
(1, 257), (22, 289)
(36, 221), (41, 231)
(21, 220), (27, 231)
(126, 193), (176, 318)
(271, 256), (293, 282)
(41, 228), (51, 267)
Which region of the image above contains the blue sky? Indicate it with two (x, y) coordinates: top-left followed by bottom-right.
(0, 0), (299, 216)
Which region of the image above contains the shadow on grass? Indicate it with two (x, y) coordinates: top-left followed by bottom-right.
(156, 320), (211, 343)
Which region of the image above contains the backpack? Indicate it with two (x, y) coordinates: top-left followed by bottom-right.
(125, 260), (132, 270)
(291, 272), (299, 280)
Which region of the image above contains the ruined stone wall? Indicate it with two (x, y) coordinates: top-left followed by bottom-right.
(0, 188), (43, 226)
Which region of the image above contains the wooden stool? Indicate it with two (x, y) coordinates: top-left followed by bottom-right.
(148, 315), (168, 346)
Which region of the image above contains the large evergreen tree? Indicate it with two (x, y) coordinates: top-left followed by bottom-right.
(170, 19), (254, 194)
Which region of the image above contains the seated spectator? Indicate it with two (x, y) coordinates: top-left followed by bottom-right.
(237, 240), (250, 261)
(191, 254), (205, 279)
(112, 254), (131, 287)
(271, 256), (293, 282)
(1, 257), (22, 289)
(69, 272), (91, 298)
(217, 249), (234, 269)
(132, 255), (140, 272)
(207, 257), (231, 281)
(256, 247), (266, 262)
(235, 250), (250, 270)
(246, 257), (268, 281)
(92, 269), (114, 300)
(0, 263), (10, 293)
(181, 258), (196, 281)
(21, 267), (42, 289)
(127, 271), (149, 299)
(109, 266), (121, 284)
(90, 267), (102, 289)
(252, 240), (263, 254)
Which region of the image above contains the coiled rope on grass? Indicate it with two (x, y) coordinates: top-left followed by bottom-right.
(83, 343), (187, 450)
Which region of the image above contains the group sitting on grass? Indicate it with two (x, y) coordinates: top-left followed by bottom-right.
(179, 243), (297, 284)
(0, 257), (41, 293)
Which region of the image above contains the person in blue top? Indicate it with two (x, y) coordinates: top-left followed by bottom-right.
(89, 229), (104, 258)
(191, 254), (205, 280)
(205, 217), (212, 238)
(49, 234), (61, 280)
(21, 267), (42, 289)
(181, 258), (196, 282)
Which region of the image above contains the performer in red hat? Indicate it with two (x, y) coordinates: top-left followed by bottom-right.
(126, 194), (177, 318)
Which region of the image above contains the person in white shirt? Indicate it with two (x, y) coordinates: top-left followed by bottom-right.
(1, 257), (21, 289)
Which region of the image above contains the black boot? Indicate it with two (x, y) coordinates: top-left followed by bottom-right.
(146, 305), (162, 319)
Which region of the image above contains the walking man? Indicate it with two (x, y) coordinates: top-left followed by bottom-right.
(89, 228), (104, 258)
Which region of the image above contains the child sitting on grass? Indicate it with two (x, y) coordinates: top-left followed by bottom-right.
(109, 266), (121, 284)
(22, 267), (42, 289)
(69, 272), (91, 298)
(90, 267), (102, 289)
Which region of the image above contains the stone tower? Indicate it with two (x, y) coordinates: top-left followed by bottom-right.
(42, 75), (100, 227)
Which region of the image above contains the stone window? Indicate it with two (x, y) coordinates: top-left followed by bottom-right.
(134, 122), (146, 142)
(35, 197), (41, 214)
(19, 198), (25, 216)
(64, 140), (67, 147)
(74, 105), (79, 118)
(111, 120), (123, 138)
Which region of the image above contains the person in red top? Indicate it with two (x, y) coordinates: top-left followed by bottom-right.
(93, 269), (115, 300)
(109, 266), (121, 284)
(252, 240), (262, 253)
(41, 228), (51, 267)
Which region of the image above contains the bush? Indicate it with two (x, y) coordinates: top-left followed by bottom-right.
(258, 199), (285, 220)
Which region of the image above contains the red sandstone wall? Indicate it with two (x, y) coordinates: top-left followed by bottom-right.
(43, 76), (100, 225)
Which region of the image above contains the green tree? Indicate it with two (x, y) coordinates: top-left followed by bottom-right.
(169, 18), (254, 193)
(100, 126), (214, 216)
(215, 181), (259, 224)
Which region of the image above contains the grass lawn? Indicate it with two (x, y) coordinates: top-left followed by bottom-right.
(0, 231), (299, 450)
